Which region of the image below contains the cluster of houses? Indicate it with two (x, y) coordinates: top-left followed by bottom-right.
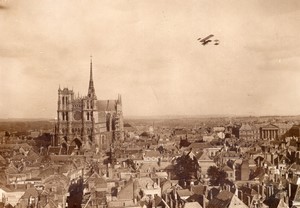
(1, 121), (300, 208)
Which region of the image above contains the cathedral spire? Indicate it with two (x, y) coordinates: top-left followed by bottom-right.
(90, 55), (93, 82)
(88, 56), (96, 97)
(118, 94), (122, 105)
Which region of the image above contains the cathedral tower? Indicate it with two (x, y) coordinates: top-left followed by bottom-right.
(54, 58), (124, 155)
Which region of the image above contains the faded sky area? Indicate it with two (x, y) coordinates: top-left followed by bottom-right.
(0, 0), (300, 118)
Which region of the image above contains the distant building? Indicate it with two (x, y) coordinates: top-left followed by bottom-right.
(196, 150), (216, 177)
(234, 123), (259, 140)
(54, 58), (124, 153)
(260, 124), (280, 140)
(260, 123), (292, 140)
(213, 126), (225, 133)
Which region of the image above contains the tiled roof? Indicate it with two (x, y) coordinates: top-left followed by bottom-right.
(19, 143), (32, 151)
(196, 151), (213, 161)
(177, 189), (192, 198)
(135, 177), (156, 189)
(139, 163), (160, 172)
(184, 202), (203, 208)
(25, 150), (39, 162)
(153, 195), (163, 207)
(117, 180), (133, 200)
(263, 197), (288, 208)
(155, 172), (168, 178)
(293, 186), (300, 202)
(11, 154), (25, 161)
(38, 167), (56, 179)
(0, 155), (6, 165)
(188, 142), (214, 150)
(97, 100), (117, 111)
(207, 190), (233, 208)
(144, 150), (160, 158)
(5, 162), (19, 174)
(161, 180), (179, 194)
(21, 187), (39, 199)
(191, 184), (205, 195)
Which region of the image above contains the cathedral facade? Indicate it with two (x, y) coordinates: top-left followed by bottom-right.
(54, 59), (124, 154)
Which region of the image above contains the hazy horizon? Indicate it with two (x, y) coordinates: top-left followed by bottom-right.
(1, 113), (300, 121)
(1, 0), (300, 119)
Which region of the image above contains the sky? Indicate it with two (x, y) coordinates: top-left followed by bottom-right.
(0, 0), (300, 118)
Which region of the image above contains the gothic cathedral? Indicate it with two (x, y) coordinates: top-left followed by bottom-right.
(54, 58), (124, 154)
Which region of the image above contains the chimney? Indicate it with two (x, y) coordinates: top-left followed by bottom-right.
(271, 184), (274, 196)
(262, 184), (265, 199)
(247, 195), (251, 207)
(170, 195), (173, 208)
(165, 194), (168, 204)
(289, 183), (292, 197)
(267, 186), (273, 198)
(134, 197), (137, 204)
(274, 174), (278, 182)
(238, 190), (243, 201)
(285, 195), (289, 205)
(204, 186), (208, 198)
(189, 181), (194, 192)
(202, 194), (206, 208)
(227, 184), (231, 192)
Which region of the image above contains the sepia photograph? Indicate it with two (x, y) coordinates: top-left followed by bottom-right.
(0, 0), (300, 207)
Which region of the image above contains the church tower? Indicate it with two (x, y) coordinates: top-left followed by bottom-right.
(82, 57), (99, 149)
(56, 86), (74, 148)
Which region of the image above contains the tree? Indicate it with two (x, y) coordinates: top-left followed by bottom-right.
(174, 153), (199, 180)
(179, 138), (191, 148)
(207, 166), (228, 186)
(157, 145), (165, 154)
(126, 159), (137, 171)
